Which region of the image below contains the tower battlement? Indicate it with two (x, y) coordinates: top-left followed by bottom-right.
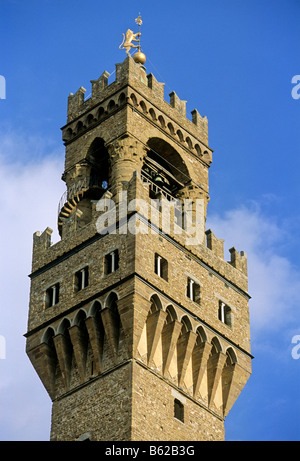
(64, 57), (209, 151)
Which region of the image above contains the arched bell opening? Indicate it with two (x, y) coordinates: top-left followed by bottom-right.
(86, 137), (110, 196)
(141, 137), (190, 200)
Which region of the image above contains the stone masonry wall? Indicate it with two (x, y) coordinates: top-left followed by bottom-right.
(131, 361), (224, 441)
(50, 362), (133, 441)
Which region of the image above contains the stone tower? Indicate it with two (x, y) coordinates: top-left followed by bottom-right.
(25, 49), (252, 441)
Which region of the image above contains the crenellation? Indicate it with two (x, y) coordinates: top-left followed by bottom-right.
(169, 91), (187, 117)
(33, 227), (53, 250)
(32, 228), (53, 271)
(147, 73), (165, 100)
(191, 109), (208, 141)
(67, 87), (86, 120)
(229, 247), (248, 277)
(205, 229), (224, 259)
(90, 70), (110, 100)
(62, 57), (210, 149)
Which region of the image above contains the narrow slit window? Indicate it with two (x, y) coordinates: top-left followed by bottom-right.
(45, 283), (59, 308)
(174, 399), (184, 423)
(154, 253), (168, 281)
(74, 266), (89, 292)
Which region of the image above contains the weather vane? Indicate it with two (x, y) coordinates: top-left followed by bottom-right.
(119, 14), (146, 64)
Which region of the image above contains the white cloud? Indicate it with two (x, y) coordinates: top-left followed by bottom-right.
(207, 203), (300, 335)
(0, 132), (65, 440)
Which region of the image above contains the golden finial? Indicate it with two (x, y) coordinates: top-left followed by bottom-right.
(119, 14), (146, 65)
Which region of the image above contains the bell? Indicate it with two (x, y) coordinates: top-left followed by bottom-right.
(154, 174), (164, 184)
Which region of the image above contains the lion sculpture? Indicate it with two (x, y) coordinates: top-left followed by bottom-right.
(119, 29), (141, 56)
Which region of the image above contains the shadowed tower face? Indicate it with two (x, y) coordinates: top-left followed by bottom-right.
(25, 38), (252, 441)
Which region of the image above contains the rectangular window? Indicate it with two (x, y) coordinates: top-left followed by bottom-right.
(154, 253), (168, 281)
(74, 266), (89, 292)
(45, 283), (59, 308)
(174, 399), (184, 423)
(104, 250), (119, 275)
(218, 301), (232, 327)
(186, 277), (200, 304)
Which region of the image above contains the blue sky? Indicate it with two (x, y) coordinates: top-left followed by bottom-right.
(0, 0), (299, 441)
